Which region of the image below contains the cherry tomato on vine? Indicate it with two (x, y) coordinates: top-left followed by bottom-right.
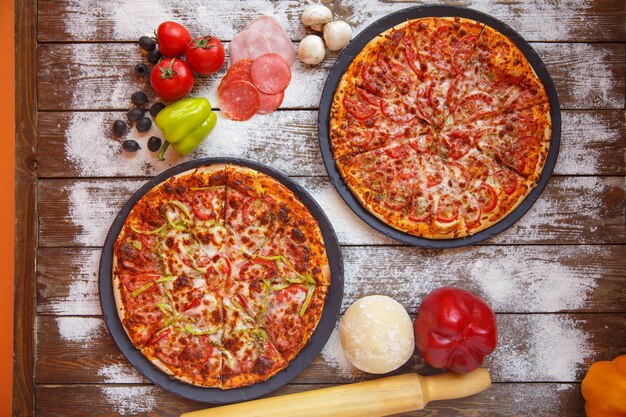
(149, 58), (194, 101)
(156, 21), (191, 58)
(185, 35), (226, 75)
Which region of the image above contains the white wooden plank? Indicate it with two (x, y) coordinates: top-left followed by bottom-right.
(40, 0), (624, 42)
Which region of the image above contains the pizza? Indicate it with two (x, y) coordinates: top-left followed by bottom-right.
(112, 164), (330, 388)
(330, 17), (552, 239)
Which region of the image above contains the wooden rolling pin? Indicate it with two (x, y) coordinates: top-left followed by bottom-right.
(181, 368), (491, 417)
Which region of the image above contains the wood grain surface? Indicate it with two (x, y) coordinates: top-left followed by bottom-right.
(25, 0), (626, 416)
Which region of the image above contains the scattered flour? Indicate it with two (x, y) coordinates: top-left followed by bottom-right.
(493, 315), (592, 381)
(556, 112), (612, 175)
(97, 363), (144, 384)
(470, 250), (597, 312)
(320, 327), (358, 377)
(56, 316), (103, 343)
(66, 180), (143, 246)
(100, 386), (157, 415)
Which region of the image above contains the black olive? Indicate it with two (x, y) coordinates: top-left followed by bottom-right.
(131, 92), (148, 106)
(149, 102), (166, 117)
(122, 140), (140, 152)
(135, 63), (148, 76)
(147, 136), (162, 152)
(147, 49), (161, 64)
(127, 108), (145, 123)
(112, 120), (128, 137)
(138, 36), (156, 51)
(136, 117), (152, 132)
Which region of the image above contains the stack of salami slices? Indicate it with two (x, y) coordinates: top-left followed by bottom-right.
(219, 15), (296, 121)
(218, 54), (292, 120)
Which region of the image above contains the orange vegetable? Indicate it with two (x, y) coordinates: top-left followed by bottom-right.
(581, 355), (626, 417)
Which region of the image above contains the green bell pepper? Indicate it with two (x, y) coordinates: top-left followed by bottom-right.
(155, 97), (217, 160)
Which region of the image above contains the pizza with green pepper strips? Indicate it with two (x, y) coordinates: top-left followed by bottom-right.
(112, 164), (330, 388)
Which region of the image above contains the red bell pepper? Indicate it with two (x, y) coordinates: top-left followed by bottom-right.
(414, 287), (497, 373)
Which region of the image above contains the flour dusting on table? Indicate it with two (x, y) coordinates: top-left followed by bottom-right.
(57, 316), (102, 343)
(100, 386), (157, 415)
(98, 363), (144, 384)
(493, 315), (591, 381)
(321, 327), (357, 377)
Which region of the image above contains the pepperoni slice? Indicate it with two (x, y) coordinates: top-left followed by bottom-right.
(475, 183), (498, 213)
(344, 95), (376, 120)
(494, 169), (518, 195)
(219, 80), (260, 121)
(408, 190), (433, 222)
(218, 59), (253, 95)
(250, 53), (291, 94)
(257, 90), (284, 114)
(460, 194), (481, 227)
(436, 194), (459, 223)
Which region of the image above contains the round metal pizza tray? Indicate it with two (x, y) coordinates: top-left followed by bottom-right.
(99, 157), (344, 404)
(318, 5), (561, 248)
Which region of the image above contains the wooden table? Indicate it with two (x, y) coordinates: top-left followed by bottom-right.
(14, 0), (625, 415)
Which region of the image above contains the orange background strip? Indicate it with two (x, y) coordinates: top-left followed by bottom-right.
(1, 0), (16, 414)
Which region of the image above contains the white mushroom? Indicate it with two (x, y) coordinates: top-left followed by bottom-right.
(298, 35), (326, 65)
(301, 5), (332, 31)
(323, 20), (352, 51)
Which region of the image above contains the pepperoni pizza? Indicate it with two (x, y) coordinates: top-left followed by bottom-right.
(112, 164), (330, 388)
(330, 17), (551, 239)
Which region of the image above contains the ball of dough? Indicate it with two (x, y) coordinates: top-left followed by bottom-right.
(339, 295), (414, 374)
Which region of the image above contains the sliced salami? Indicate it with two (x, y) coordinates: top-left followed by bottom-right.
(257, 90), (284, 114)
(219, 80), (260, 121)
(218, 59), (253, 95)
(250, 53), (291, 95)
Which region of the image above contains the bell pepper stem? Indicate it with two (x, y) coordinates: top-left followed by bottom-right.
(157, 141), (170, 161)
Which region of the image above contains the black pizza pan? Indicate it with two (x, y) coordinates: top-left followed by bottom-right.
(318, 5), (561, 248)
(99, 157), (344, 404)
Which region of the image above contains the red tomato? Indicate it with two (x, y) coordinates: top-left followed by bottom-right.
(436, 194), (459, 223)
(150, 58), (194, 101)
(156, 21), (191, 58)
(185, 35), (226, 75)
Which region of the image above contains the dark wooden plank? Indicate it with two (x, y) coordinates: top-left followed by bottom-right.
(37, 0), (625, 43)
(37, 245), (626, 316)
(37, 43), (625, 111)
(35, 314), (626, 385)
(37, 176), (625, 247)
(36, 382), (585, 417)
(36, 109), (626, 178)
(13, 0), (37, 415)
